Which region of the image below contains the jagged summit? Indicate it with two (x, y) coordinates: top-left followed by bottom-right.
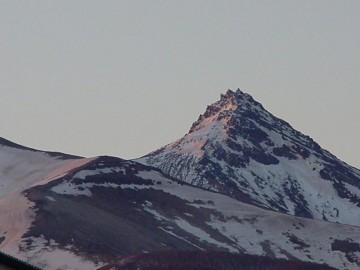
(219, 88), (263, 109)
(189, 89), (264, 133)
(188, 89), (309, 153)
(137, 89), (360, 226)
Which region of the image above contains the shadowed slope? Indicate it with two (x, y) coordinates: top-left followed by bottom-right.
(98, 251), (337, 270)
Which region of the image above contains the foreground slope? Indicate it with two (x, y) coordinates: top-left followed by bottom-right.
(98, 251), (337, 270)
(137, 89), (360, 226)
(0, 138), (82, 256)
(6, 155), (360, 270)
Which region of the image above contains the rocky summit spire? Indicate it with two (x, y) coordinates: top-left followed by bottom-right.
(137, 89), (360, 227)
(219, 88), (264, 109)
(189, 89), (265, 134)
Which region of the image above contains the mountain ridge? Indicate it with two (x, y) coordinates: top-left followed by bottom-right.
(0, 89), (360, 269)
(0, 134), (360, 269)
(19, 153), (360, 270)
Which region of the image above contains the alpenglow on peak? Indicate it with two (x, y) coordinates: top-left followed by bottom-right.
(188, 89), (266, 133)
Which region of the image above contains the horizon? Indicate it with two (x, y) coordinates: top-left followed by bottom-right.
(1, 1), (359, 168)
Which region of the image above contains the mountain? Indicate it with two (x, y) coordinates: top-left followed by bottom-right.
(137, 89), (360, 226)
(1, 139), (360, 269)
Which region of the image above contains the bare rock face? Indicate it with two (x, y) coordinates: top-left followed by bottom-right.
(137, 89), (360, 226)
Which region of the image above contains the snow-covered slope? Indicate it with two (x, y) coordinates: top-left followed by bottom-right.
(16, 156), (360, 270)
(0, 140), (82, 254)
(1, 138), (360, 270)
(137, 89), (360, 226)
(0, 139), (98, 268)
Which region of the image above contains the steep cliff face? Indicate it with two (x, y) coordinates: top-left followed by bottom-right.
(137, 89), (360, 226)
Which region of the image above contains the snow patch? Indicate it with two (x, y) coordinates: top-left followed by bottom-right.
(73, 167), (126, 180)
(51, 181), (121, 197)
(136, 170), (170, 183)
(45, 196), (56, 202)
(174, 218), (237, 252)
(18, 236), (102, 270)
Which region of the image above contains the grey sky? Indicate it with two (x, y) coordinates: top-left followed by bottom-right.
(1, 1), (359, 168)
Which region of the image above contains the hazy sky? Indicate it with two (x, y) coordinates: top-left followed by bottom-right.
(1, 1), (359, 168)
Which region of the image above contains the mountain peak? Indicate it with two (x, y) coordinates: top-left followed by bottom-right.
(138, 88), (360, 226)
(220, 88), (248, 101)
(189, 89), (263, 133)
(220, 88), (263, 108)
